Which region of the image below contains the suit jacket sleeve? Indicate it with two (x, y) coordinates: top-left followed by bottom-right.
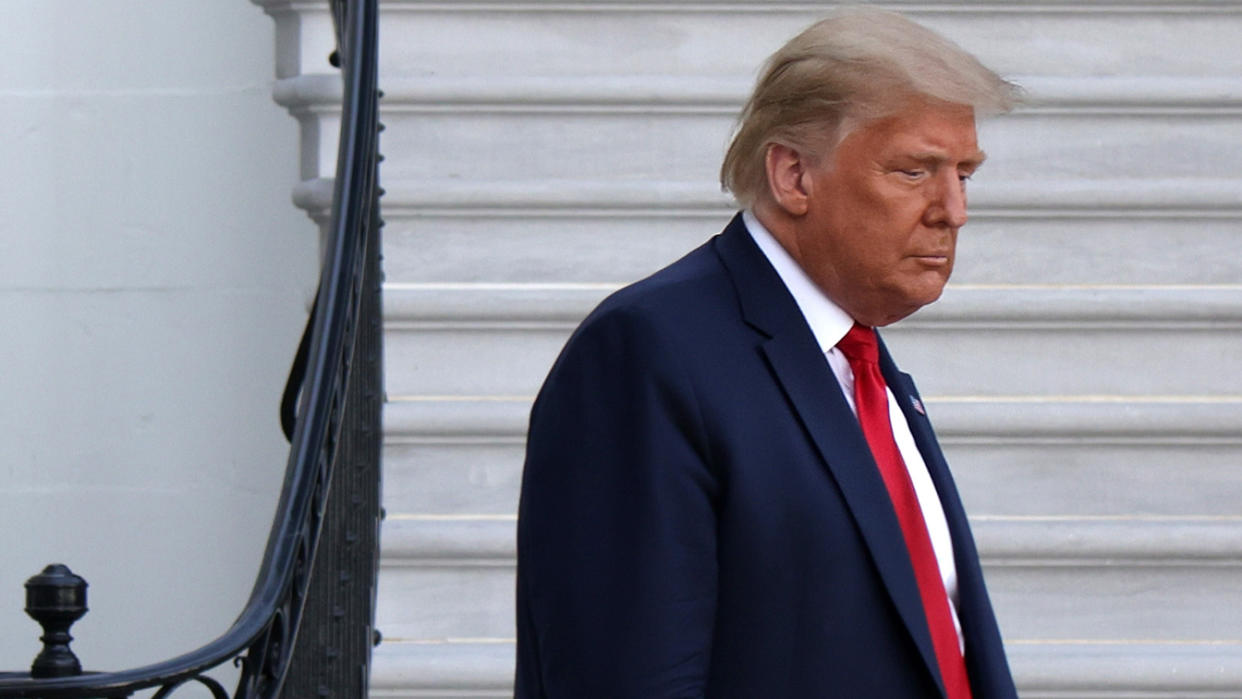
(516, 303), (719, 698)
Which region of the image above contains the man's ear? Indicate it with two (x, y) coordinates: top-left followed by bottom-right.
(764, 143), (811, 217)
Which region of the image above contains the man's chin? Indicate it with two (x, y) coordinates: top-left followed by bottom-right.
(872, 307), (921, 327)
(871, 289), (947, 326)
(911, 275), (951, 307)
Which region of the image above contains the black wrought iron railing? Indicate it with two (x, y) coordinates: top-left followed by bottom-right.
(0, 0), (383, 695)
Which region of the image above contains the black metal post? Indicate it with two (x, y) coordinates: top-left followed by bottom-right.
(25, 564), (88, 679)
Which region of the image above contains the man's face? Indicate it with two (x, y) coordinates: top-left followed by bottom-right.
(789, 98), (984, 326)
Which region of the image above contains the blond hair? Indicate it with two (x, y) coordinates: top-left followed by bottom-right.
(721, 8), (1020, 207)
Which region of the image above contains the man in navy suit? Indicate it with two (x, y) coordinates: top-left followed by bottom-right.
(516, 8), (1021, 697)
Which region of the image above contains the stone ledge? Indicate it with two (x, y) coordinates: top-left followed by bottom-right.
(371, 640), (512, 697)
(291, 174), (1242, 219)
(378, 515), (1242, 569)
(272, 73), (1242, 115)
(356, 178), (1242, 219)
(382, 283), (1242, 328)
(369, 639), (1242, 697)
(384, 396), (1242, 444)
(1012, 641), (1242, 698)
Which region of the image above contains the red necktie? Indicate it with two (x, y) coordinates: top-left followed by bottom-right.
(836, 323), (972, 699)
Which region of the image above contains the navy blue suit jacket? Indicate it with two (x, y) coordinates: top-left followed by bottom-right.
(515, 215), (1016, 698)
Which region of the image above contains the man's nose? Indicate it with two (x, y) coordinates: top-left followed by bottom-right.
(926, 174), (969, 228)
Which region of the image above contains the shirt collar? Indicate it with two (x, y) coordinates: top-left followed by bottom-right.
(743, 209), (856, 354)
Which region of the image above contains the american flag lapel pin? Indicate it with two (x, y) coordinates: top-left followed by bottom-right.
(911, 396), (925, 415)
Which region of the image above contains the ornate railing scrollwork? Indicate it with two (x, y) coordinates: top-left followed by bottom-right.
(0, 0), (382, 696)
(150, 676), (229, 699)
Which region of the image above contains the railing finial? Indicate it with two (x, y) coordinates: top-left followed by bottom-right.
(25, 563), (88, 678)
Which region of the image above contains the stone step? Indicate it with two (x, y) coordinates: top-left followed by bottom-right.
(375, 515), (1242, 642)
(373, 2), (1242, 80)
(382, 284), (1242, 397)
(370, 641), (512, 699)
(362, 86), (1242, 187)
(382, 395), (1242, 518)
(369, 639), (1242, 699)
(368, 180), (1242, 285)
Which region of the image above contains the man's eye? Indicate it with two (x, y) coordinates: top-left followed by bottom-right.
(899, 169), (925, 179)
(959, 173), (973, 183)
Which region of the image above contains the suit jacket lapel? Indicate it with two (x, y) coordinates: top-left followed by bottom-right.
(714, 215), (945, 696)
(882, 347), (1016, 695)
(879, 347), (979, 594)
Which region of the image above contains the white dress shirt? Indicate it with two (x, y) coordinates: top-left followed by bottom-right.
(743, 210), (964, 646)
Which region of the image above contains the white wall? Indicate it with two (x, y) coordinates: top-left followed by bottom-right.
(0, 0), (318, 674)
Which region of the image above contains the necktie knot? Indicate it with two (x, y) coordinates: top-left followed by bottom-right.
(836, 322), (879, 364)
